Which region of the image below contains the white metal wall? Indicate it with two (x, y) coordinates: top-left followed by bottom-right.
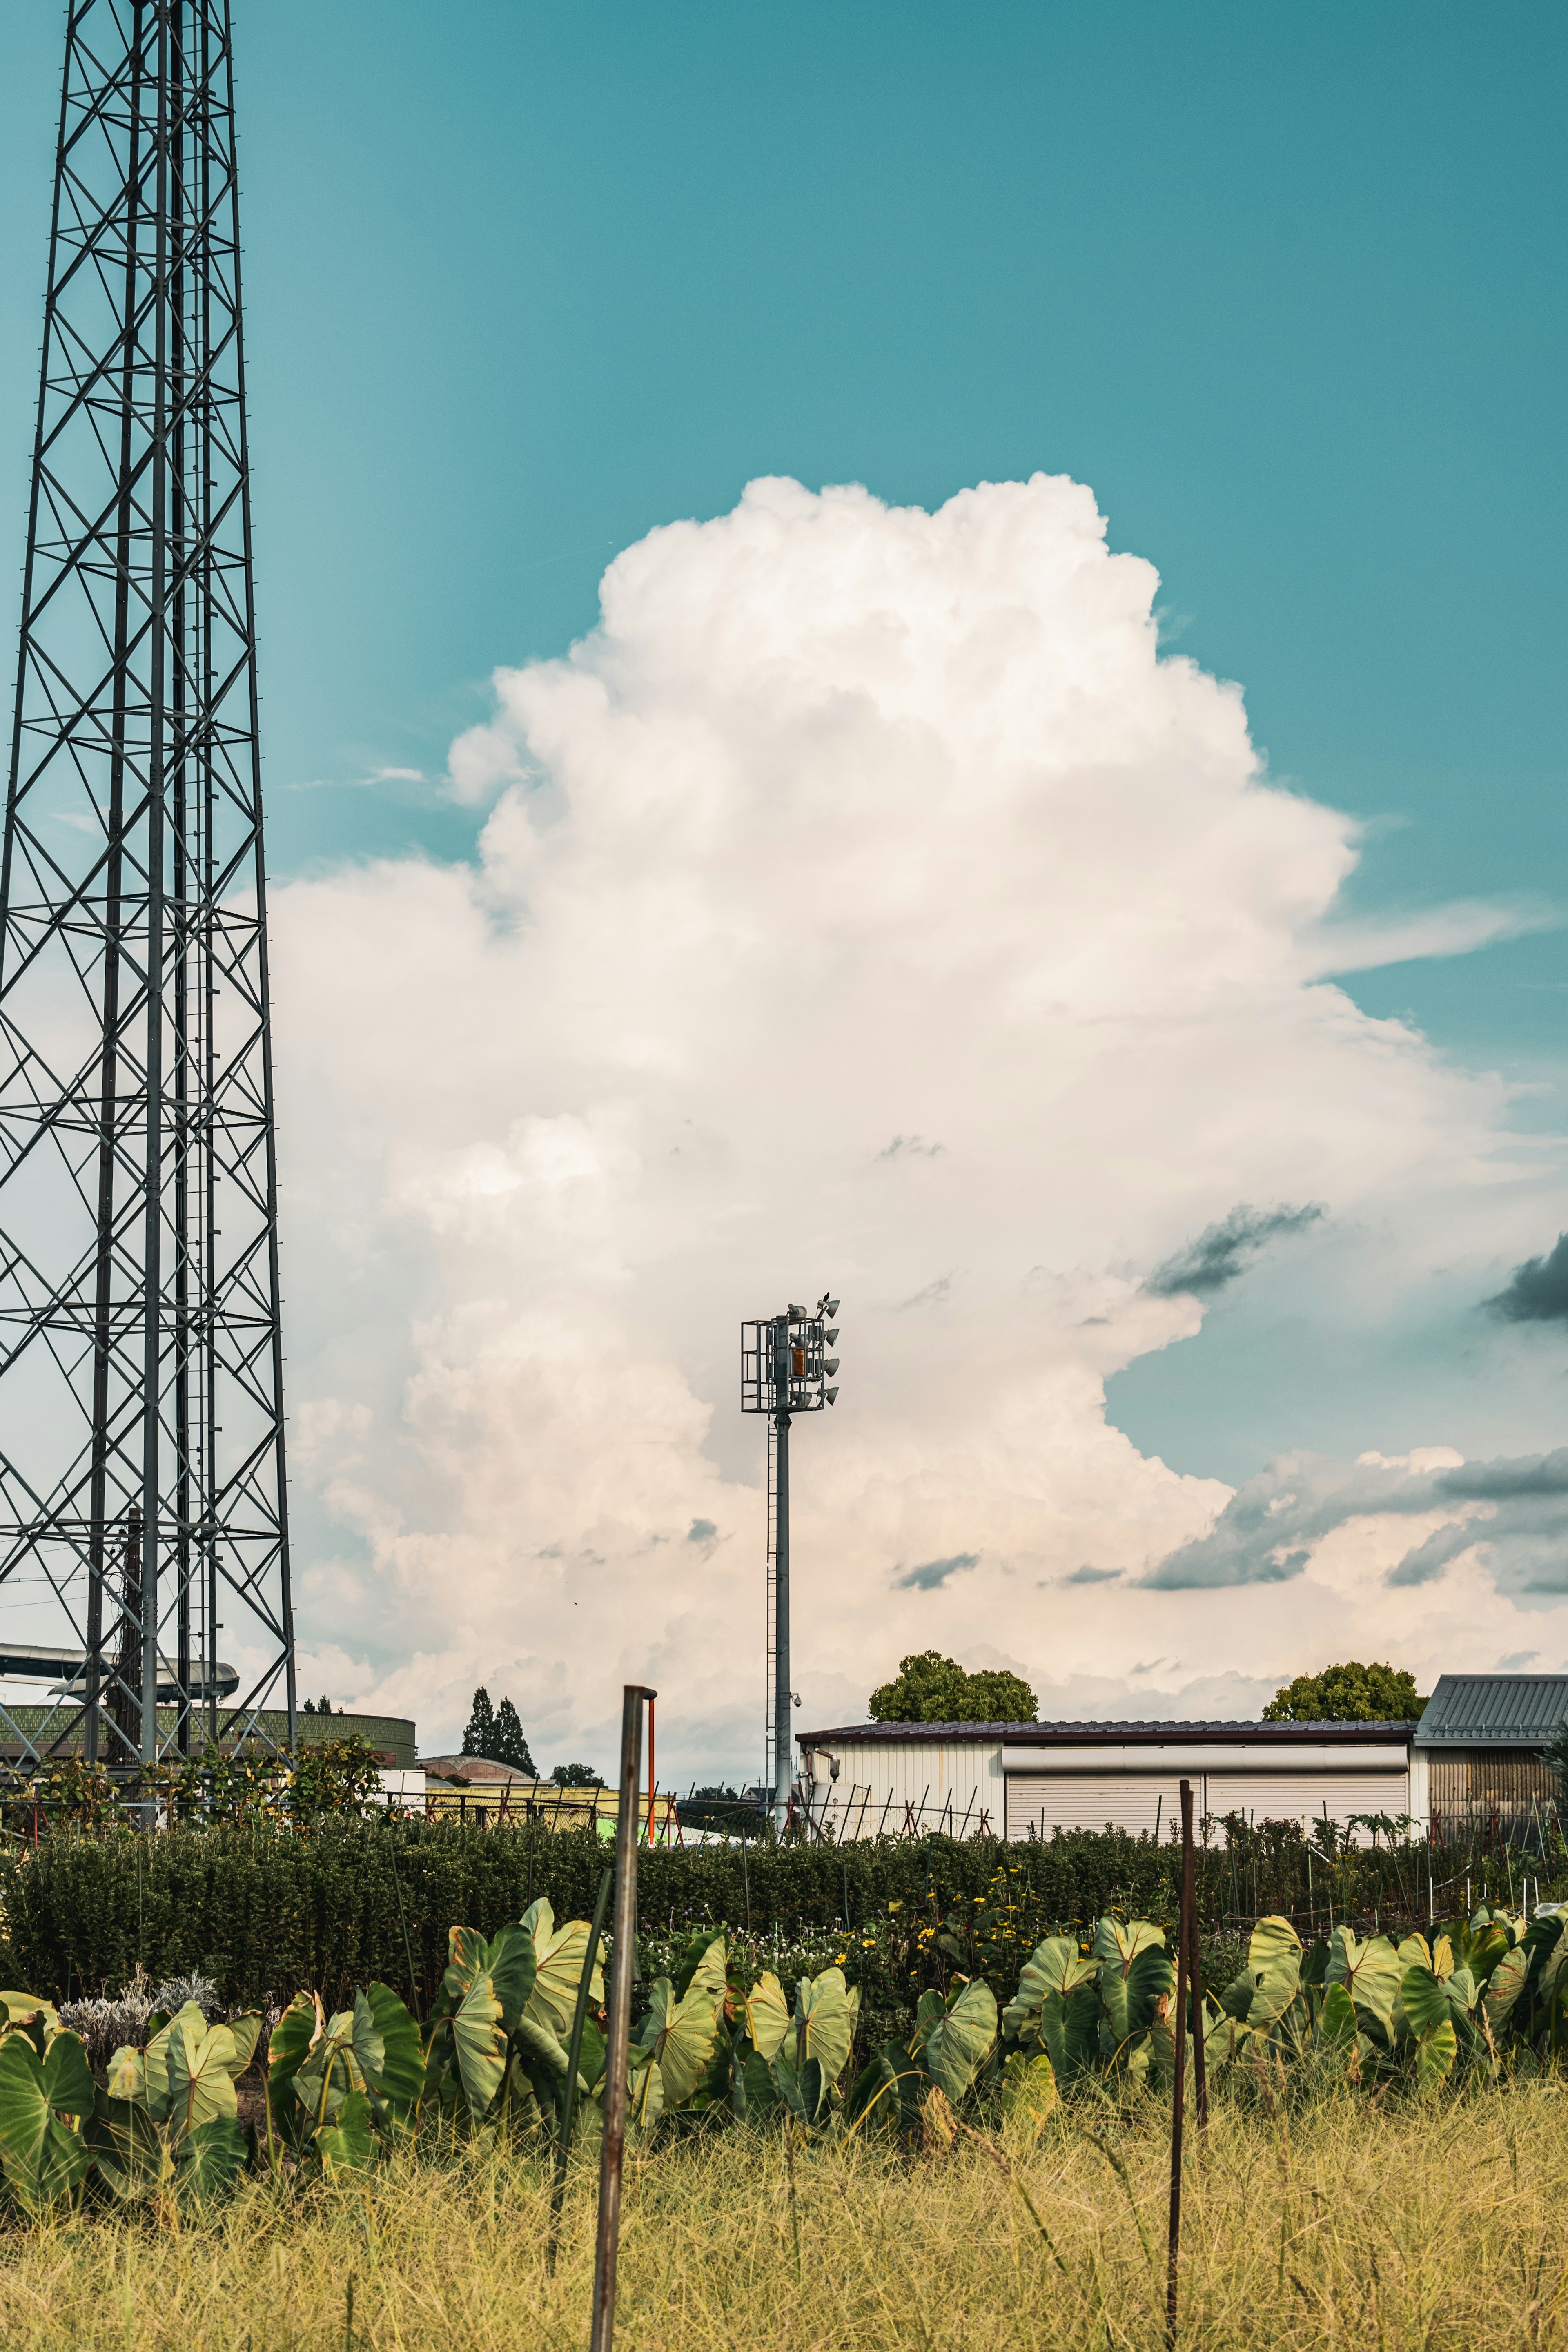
(802, 1738), (1004, 1837)
(802, 1740), (1412, 1842)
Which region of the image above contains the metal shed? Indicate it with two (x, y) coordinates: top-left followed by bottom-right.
(1412, 1674), (1568, 1829)
(796, 1717), (1416, 1842)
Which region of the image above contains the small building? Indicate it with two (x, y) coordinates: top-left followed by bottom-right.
(1412, 1674), (1567, 1832)
(796, 1718), (1418, 1842)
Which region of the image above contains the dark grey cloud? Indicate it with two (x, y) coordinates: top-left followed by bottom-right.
(1145, 1445), (1568, 1598)
(1064, 1565), (1121, 1585)
(895, 1551), (980, 1591)
(1145, 1202), (1324, 1300)
(1484, 1234), (1568, 1324)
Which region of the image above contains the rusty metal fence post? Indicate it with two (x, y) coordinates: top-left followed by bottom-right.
(591, 1683), (655, 2352)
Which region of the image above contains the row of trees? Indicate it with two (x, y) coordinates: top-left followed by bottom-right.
(459, 1688), (601, 1786)
(867, 1650), (1428, 1725)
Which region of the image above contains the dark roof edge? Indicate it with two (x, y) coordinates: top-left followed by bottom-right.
(797, 1719), (1417, 1746)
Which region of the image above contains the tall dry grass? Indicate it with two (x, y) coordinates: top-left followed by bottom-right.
(0, 2082), (1562, 2351)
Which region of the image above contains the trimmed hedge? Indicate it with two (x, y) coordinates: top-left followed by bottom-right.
(0, 1812), (1507, 2010)
(5, 1820), (1200, 2007)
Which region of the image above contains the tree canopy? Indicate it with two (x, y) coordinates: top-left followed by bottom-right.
(1261, 1661), (1425, 1722)
(868, 1648), (1036, 1724)
(550, 1762), (604, 1788)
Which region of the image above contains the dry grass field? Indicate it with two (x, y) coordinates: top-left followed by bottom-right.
(0, 2082), (1563, 2352)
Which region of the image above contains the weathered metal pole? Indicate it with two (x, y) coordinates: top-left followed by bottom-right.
(773, 1397), (791, 1833)
(591, 1683), (655, 2352)
(1184, 1780), (1207, 2127)
(1167, 1776), (1193, 2348)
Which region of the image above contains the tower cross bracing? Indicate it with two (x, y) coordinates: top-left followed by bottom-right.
(0, 0), (293, 1771)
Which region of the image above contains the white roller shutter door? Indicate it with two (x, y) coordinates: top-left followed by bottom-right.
(1205, 1771), (1409, 1828)
(1006, 1774), (1183, 1840)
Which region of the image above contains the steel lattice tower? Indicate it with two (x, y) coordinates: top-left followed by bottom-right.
(0, 0), (294, 1773)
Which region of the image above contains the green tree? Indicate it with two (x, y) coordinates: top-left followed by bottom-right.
(868, 1649), (1036, 1724)
(1261, 1661), (1425, 1722)
(461, 1687), (497, 1758)
(550, 1762), (603, 1788)
(492, 1697), (538, 1777)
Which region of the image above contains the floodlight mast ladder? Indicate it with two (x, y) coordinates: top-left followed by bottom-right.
(741, 1297), (840, 1832)
(0, 0), (294, 1775)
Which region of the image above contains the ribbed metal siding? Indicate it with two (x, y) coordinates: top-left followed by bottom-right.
(1428, 1751), (1558, 1809)
(805, 1739), (1004, 1837)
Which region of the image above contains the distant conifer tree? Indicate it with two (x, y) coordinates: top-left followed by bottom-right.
(461, 1687), (497, 1757)
(492, 1697), (538, 1777)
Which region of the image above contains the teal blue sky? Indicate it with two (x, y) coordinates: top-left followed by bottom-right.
(2, 0), (1566, 1509)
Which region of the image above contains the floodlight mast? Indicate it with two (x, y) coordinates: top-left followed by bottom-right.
(740, 1294), (840, 1832)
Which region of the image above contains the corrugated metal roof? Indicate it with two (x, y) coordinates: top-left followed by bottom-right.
(798, 1718), (1414, 1748)
(1412, 1675), (1568, 1748)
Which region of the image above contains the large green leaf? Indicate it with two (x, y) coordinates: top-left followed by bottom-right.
(627, 2052), (664, 2129)
(0, 1994), (60, 2035)
(794, 1968), (857, 2086)
(635, 1974), (723, 2108)
(743, 1971), (791, 2060)
(1094, 1918), (1172, 2044)
(1443, 1966), (1478, 2019)
(267, 1991), (320, 2118)
(312, 2087), (375, 2175)
(174, 2116), (250, 2208)
(1242, 1916), (1304, 2032)
(671, 1928), (727, 2002)
(1326, 1928), (1401, 2038)
(451, 1972), (507, 2125)
(771, 2050), (828, 2127)
(1413, 2016), (1457, 2097)
(87, 2090), (167, 2204)
(1316, 1982), (1358, 2054)
(165, 2016), (243, 2143)
(1002, 1936), (1095, 2046)
(41, 2029), (94, 2119)
(481, 1924), (539, 2033)
(1039, 1985), (1102, 2085)
(522, 1903), (602, 2039)
(142, 2000), (211, 2122)
(1483, 1945), (1531, 2029)
(845, 2042), (915, 2136)
(1000, 2049), (1056, 2136)
(1399, 1965), (1450, 2037)
(921, 1977), (997, 2105)
(0, 2031), (92, 2212)
(362, 1983), (425, 2118)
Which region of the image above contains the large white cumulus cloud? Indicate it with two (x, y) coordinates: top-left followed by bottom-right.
(269, 474), (1561, 1777)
